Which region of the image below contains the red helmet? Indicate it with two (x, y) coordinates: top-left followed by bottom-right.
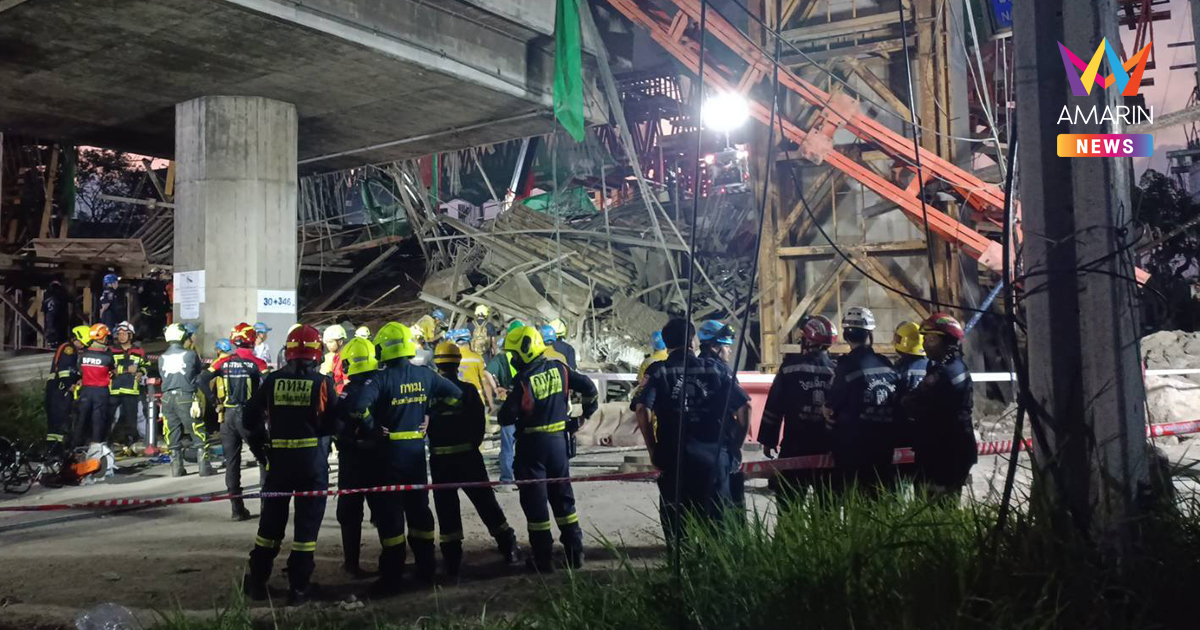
(284, 324), (323, 362)
(801, 315), (838, 347)
(231, 322), (257, 348)
(920, 312), (965, 342)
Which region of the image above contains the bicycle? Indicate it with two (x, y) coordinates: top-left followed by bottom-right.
(0, 437), (66, 494)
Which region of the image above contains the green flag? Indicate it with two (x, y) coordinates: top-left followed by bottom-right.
(554, 0), (585, 142)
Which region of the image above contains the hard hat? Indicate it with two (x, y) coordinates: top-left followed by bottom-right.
(801, 315), (838, 347)
(183, 323), (198, 336)
(215, 338), (234, 354)
(506, 319), (526, 334)
(410, 325), (425, 341)
(354, 326), (371, 340)
(433, 341), (462, 366)
(548, 318), (567, 337)
(288, 323), (302, 334)
(893, 321), (926, 356)
(89, 323), (110, 342)
(842, 306), (876, 331)
(340, 337), (378, 376)
(322, 324), (348, 343)
(651, 331), (666, 351)
(375, 322), (417, 361)
(538, 324), (558, 344)
(253, 322), (271, 335)
(504, 325), (546, 365)
(697, 320), (735, 345)
(231, 322), (257, 348)
(448, 328), (472, 344)
(920, 312), (965, 342)
(474, 305), (490, 318)
(71, 325), (92, 345)
(431, 309), (446, 322)
(284, 324), (323, 362)
(164, 323), (188, 343)
(103, 273), (119, 286)
(114, 321), (135, 335)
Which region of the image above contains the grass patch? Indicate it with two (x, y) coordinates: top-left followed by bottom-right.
(0, 384), (46, 444)
(148, 492), (1200, 630)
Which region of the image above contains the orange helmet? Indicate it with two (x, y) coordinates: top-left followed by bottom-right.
(89, 323), (110, 342)
(231, 322), (257, 348)
(284, 324), (323, 362)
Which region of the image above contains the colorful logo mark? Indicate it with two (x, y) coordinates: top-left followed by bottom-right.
(1057, 39), (1151, 97)
(1056, 134), (1153, 158)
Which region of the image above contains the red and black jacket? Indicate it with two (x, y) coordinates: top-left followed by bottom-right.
(198, 347), (267, 408)
(79, 344), (116, 388)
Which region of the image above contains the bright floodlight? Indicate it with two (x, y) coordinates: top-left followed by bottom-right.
(701, 92), (750, 133)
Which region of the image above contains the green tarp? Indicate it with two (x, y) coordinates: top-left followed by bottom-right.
(554, 0), (585, 142)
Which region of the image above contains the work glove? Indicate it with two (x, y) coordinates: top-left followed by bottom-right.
(189, 398), (202, 419)
(764, 446), (778, 460)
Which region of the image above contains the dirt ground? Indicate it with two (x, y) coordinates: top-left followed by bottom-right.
(3, 442), (1197, 629)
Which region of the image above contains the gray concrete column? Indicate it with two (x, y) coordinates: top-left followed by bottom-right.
(174, 96), (298, 348)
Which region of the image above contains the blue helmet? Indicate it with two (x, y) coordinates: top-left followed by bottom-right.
(448, 328), (472, 343)
(215, 338), (234, 354)
(651, 331), (666, 351)
(431, 309), (446, 322)
(538, 324), (557, 343)
(253, 322), (271, 334)
(103, 273), (119, 286)
(183, 323), (198, 336)
(697, 320), (735, 345)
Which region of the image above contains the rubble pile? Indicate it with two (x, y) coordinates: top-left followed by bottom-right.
(1142, 331), (1200, 432)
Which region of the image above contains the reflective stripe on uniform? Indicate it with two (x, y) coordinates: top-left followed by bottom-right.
(528, 520), (553, 532)
(521, 421), (566, 434)
(46, 433), (64, 442)
(779, 363), (835, 376)
(381, 534), (406, 548)
(270, 438), (319, 448)
(439, 531), (464, 543)
(950, 371), (969, 385)
(389, 431), (425, 441)
(408, 529), (435, 541)
(431, 443), (475, 455)
(488, 521), (511, 537)
(555, 513), (580, 526)
(291, 541), (317, 552)
(255, 536), (282, 549)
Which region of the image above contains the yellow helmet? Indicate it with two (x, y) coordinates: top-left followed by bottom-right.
(71, 325), (92, 345)
(433, 341), (462, 366)
(374, 322), (416, 361)
(504, 325), (546, 365)
(474, 304), (490, 318)
(548, 318), (567, 337)
(340, 337), (378, 376)
(893, 321), (925, 356)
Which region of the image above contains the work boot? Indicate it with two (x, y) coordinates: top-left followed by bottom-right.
(564, 545), (585, 571)
(525, 544), (554, 574)
(170, 457), (186, 478)
(497, 529), (522, 565)
(230, 499), (252, 522)
(198, 460), (215, 477)
(411, 542), (437, 586)
(441, 543), (463, 579)
(341, 563), (373, 580)
(287, 583), (319, 606)
(242, 575), (268, 601)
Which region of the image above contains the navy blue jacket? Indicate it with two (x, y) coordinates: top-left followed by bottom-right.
(826, 345), (899, 468)
(759, 350), (836, 457)
(902, 353), (977, 484)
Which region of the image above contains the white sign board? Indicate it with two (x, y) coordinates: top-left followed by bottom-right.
(257, 289), (297, 314)
(180, 301), (201, 319)
(173, 270), (206, 304)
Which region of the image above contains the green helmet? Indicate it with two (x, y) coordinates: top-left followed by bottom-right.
(340, 337), (379, 376)
(374, 322), (416, 362)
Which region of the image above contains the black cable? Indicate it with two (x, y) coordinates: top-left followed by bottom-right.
(895, 0), (941, 307)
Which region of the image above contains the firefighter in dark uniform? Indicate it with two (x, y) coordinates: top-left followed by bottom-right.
(634, 318), (750, 546)
(242, 324), (338, 606)
(758, 316), (838, 508)
(76, 324), (117, 446)
(499, 326), (598, 572)
(823, 307), (900, 497)
(159, 323), (209, 477)
(430, 341), (520, 578)
(42, 278), (70, 348)
(892, 321), (929, 485)
(197, 323), (268, 521)
(332, 336), (379, 579)
(108, 321), (147, 448)
(696, 320), (746, 509)
(345, 322), (462, 596)
(45, 326), (90, 447)
(902, 313), (977, 502)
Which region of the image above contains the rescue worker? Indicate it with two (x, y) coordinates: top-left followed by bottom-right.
(546, 318), (577, 369)
(413, 309), (445, 345)
(76, 324), (117, 446)
(892, 321), (929, 485)
(758, 316), (838, 507)
(159, 323), (209, 477)
(108, 321), (147, 449)
(486, 322), (524, 488)
(823, 307), (900, 497)
(497, 325), (598, 572)
(697, 320), (747, 508)
(277, 323), (301, 368)
(197, 323), (268, 520)
(451, 328), (497, 411)
(538, 325), (569, 365)
(333, 337), (379, 579)
(411, 326), (434, 367)
(42, 278), (70, 347)
(634, 318), (750, 545)
(320, 324), (349, 393)
(468, 305), (498, 363)
(637, 331), (669, 384)
(345, 322), (462, 595)
(253, 322), (274, 369)
(98, 273), (124, 330)
(45, 325), (90, 446)
(242, 324), (338, 606)
(902, 313), (977, 502)
(137, 270), (170, 341)
(429, 341), (521, 577)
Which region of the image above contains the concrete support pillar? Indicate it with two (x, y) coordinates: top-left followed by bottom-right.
(174, 96), (298, 347)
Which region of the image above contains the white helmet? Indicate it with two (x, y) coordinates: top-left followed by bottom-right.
(322, 324), (348, 343)
(842, 306), (876, 331)
(354, 325), (371, 339)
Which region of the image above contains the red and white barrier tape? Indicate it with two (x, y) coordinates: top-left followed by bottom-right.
(3, 419), (1197, 513)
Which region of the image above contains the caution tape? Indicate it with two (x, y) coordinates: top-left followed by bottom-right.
(2, 419), (1197, 513)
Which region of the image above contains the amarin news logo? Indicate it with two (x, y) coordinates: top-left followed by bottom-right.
(1055, 38), (1154, 158)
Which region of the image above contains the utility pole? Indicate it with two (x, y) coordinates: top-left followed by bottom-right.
(1012, 0), (1148, 548)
